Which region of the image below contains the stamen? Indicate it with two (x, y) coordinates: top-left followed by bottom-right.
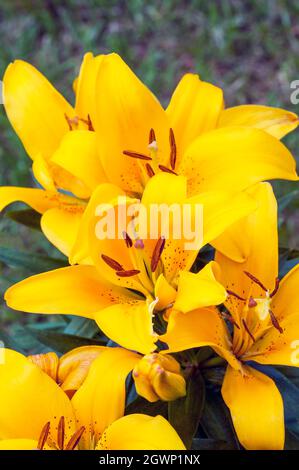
(79, 115), (94, 131)
(64, 113), (78, 131)
(242, 319), (255, 342)
(169, 128), (177, 170)
(221, 312), (240, 329)
(145, 163), (155, 178)
(227, 289), (246, 301)
(57, 416), (65, 450)
(101, 254), (124, 271)
(248, 296), (258, 308)
(151, 236), (166, 272)
(122, 231), (133, 248)
(134, 239), (145, 249)
(149, 128), (156, 144)
(37, 421), (50, 450)
(116, 269), (141, 277)
(65, 426), (85, 451)
(270, 278), (280, 298)
(123, 150), (152, 161)
(269, 309), (283, 334)
(158, 165), (177, 175)
(244, 271), (268, 292)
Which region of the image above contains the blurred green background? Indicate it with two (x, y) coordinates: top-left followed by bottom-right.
(0, 0), (298, 334)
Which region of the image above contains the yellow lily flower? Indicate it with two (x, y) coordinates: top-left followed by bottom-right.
(5, 173), (256, 354)
(0, 348), (185, 450)
(1, 53), (298, 258)
(161, 182), (299, 450)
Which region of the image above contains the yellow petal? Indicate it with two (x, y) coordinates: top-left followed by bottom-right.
(0, 349), (75, 441)
(75, 52), (104, 122)
(95, 300), (158, 355)
(97, 414), (185, 450)
(271, 264), (299, 320)
(41, 207), (84, 257)
(71, 347), (139, 448)
(179, 126), (298, 196)
(245, 312), (299, 366)
(166, 73), (223, 164)
(213, 182), (278, 263)
(174, 261), (227, 313)
(154, 274), (177, 311)
(219, 105), (298, 139)
(5, 265), (137, 318)
(50, 130), (107, 193)
(0, 186), (77, 214)
(222, 365), (284, 450)
(3, 60), (74, 160)
(161, 307), (240, 369)
(95, 53), (169, 193)
(0, 439), (38, 450)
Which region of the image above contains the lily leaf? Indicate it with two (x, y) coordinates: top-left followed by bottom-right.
(168, 369), (205, 449)
(6, 208), (41, 231)
(0, 246), (66, 273)
(63, 316), (101, 338)
(125, 395), (168, 418)
(192, 438), (234, 450)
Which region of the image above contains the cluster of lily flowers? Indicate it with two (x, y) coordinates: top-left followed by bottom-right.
(0, 52), (299, 451)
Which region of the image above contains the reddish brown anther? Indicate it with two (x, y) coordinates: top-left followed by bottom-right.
(149, 128), (156, 144)
(101, 254), (124, 271)
(221, 312), (240, 329)
(151, 236), (166, 272)
(227, 289), (246, 301)
(270, 278), (280, 298)
(158, 165), (177, 175)
(65, 426), (86, 451)
(242, 319), (255, 342)
(169, 128), (177, 170)
(64, 113), (78, 131)
(248, 296), (258, 308)
(57, 416), (65, 450)
(244, 271), (268, 292)
(123, 150), (152, 161)
(116, 269), (140, 277)
(145, 163), (155, 178)
(37, 421), (50, 450)
(122, 231), (133, 248)
(269, 309), (283, 334)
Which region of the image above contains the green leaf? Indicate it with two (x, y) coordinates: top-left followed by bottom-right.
(6, 208), (42, 231)
(192, 438), (234, 450)
(28, 328), (107, 354)
(168, 369), (205, 449)
(0, 331), (26, 354)
(63, 316), (100, 338)
(125, 395), (168, 419)
(200, 387), (239, 449)
(0, 247), (66, 273)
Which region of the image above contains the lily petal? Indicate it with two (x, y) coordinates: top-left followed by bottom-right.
(0, 439), (38, 450)
(0, 349), (75, 442)
(219, 105), (298, 139)
(271, 264), (299, 320)
(3, 60), (74, 160)
(95, 300), (158, 355)
(179, 126), (298, 196)
(72, 347), (139, 448)
(97, 414), (185, 450)
(174, 261), (227, 313)
(166, 73), (223, 164)
(5, 265), (137, 318)
(222, 365), (284, 450)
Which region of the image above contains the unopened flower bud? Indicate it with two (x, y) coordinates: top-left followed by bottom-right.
(133, 353), (186, 402)
(28, 352), (59, 382)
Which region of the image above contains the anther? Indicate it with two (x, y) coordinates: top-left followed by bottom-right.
(57, 416), (65, 450)
(123, 150), (152, 161)
(270, 278), (280, 298)
(151, 236), (166, 272)
(116, 269), (141, 277)
(269, 309), (283, 334)
(149, 128), (156, 144)
(244, 271), (268, 292)
(227, 289), (246, 301)
(242, 319), (255, 342)
(64, 113), (78, 131)
(37, 421), (50, 450)
(145, 163), (155, 178)
(221, 312), (240, 329)
(158, 165), (178, 175)
(248, 296), (258, 308)
(122, 231), (133, 248)
(65, 426), (85, 451)
(169, 128), (177, 170)
(101, 254), (124, 271)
